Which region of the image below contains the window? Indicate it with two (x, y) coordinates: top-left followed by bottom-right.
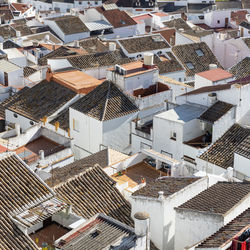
(30, 121), (34, 125)
(186, 62), (194, 70)
(170, 131), (176, 140)
(140, 142), (151, 150)
(95, 1), (98, 4)
(79, 1), (82, 4)
(13, 113), (18, 118)
(195, 49), (204, 57)
(161, 150), (172, 158)
(178, 78), (182, 82)
(73, 118), (79, 131)
(120, 20), (126, 25)
(217, 20), (220, 24)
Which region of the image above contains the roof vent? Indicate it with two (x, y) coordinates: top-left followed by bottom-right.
(158, 191), (164, 200)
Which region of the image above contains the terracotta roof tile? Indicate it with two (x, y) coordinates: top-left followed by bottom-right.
(71, 80), (139, 121)
(199, 124), (250, 169)
(132, 177), (201, 198)
(55, 165), (133, 226)
(118, 34), (170, 54)
(8, 80), (76, 122)
(178, 182), (250, 214)
(196, 208), (250, 248)
(172, 42), (221, 77)
(163, 18), (192, 31)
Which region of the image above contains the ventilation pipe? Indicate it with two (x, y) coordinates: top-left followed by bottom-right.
(39, 150), (44, 161)
(143, 52), (154, 69)
(209, 64), (217, 70)
(109, 42), (116, 52)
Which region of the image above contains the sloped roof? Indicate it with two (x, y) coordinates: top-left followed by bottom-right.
(199, 124), (250, 169)
(71, 80), (138, 121)
(172, 42), (221, 77)
(67, 51), (132, 69)
(0, 25), (16, 39)
(3, 40), (20, 49)
(235, 135), (250, 160)
(199, 101), (234, 124)
(23, 66), (37, 77)
(0, 153), (53, 249)
(118, 34), (170, 54)
(229, 57), (250, 79)
(48, 16), (89, 34)
(55, 165), (133, 226)
(46, 148), (128, 187)
(133, 177), (201, 198)
(8, 80), (76, 122)
(196, 208), (250, 249)
(163, 18), (192, 31)
(178, 182), (250, 214)
(239, 21), (250, 30)
(243, 38), (250, 49)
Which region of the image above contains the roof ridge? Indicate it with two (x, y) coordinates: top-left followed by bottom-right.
(101, 81), (112, 121)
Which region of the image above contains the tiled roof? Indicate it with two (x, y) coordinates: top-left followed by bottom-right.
(235, 135), (250, 160)
(47, 148), (127, 187)
(243, 38), (250, 49)
(0, 9), (14, 21)
(38, 46), (81, 66)
(216, 1), (242, 9)
(196, 68), (233, 82)
(199, 124), (250, 169)
(96, 7), (137, 28)
(199, 101), (234, 123)
(107, 0), (156, 8)
(12, 3), (30, 13)
(49, 108), (69, 131)
(3, 40), (20, 49)
(163, 18), (192, 31)
(71, 80), (138, 121)
(178, 182), (250, 214)
(48, 16), (89, 34)
(172, 42), (221, 77)
(118, 34), (170, 54)
(182, 75), (250, 96)
(196, 208), (250, 249)
(8, 80), (76, 122)
(0, 153), (53, 249)
(55, 214), (136, 250)
(239, 21), (250, 30)
(132, 177), (201, 198)
(23, 66), (37, 77)
(0, 87), (29, 119)
(0, 25), (16, 39)
(12, 24), (33, 36)
(153, 28), (175, 45)
(55, 165), (133, 226)
(154, 52), (184, 74)
(67, 51), (132, 69)
(229, 57), (250, 79)
(242, 0), (250, 8)
(79, 37), (108, 53)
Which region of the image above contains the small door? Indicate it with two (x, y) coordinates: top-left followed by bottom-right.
(4, 72), (8, 86)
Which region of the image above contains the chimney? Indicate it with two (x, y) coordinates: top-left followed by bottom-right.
(134, 212), (150, 250)
(46, 68), (52, 82)
(158, 191), (164, 200)
(143, 52), (154, 69)
(226, 167), (233, 182)
(109, 42), (116, 52)
(39, 150), (44, 161)
(15, 123), (20, 137)
(209, 64), (217, 70)
(208, 92), (217, 105)
(16, 30), (21, 37)
(74, 40), (80, 48)
(169, 36), (175, 46)
(0, 43), (3, 51)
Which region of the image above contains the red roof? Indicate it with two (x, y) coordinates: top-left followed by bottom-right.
(12, 3), (31, 13)
(0, 145), (7, 153)
(196, 68), (233, 82)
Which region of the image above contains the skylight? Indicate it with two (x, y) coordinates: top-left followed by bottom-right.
(186, 62), (195, 70)
(195, 49), (204, 57)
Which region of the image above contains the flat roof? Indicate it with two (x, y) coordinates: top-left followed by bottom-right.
(108, 61), (157, 78)
(4, 48), (25, 59)
(52, 69), (102, 94)
(196, 68), (233, 82)
(111, 161), (168, 189)
(0, 59), (20, 72)
(155, 104), (206, 124)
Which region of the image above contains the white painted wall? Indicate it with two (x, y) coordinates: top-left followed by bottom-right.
(234, 153), (250, 178)
(131, 177), (210, 250)
(103, 112), (138, 154)
(0, 68), (23, 87)
(204, 10), (231, 28)
(69, 108), (103, 158)
(175, 210), (224, 250)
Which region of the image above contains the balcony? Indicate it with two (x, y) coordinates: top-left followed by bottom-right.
(184, 134), (212, 149)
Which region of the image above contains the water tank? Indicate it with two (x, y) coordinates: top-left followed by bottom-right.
(144, 52), (154, 66)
